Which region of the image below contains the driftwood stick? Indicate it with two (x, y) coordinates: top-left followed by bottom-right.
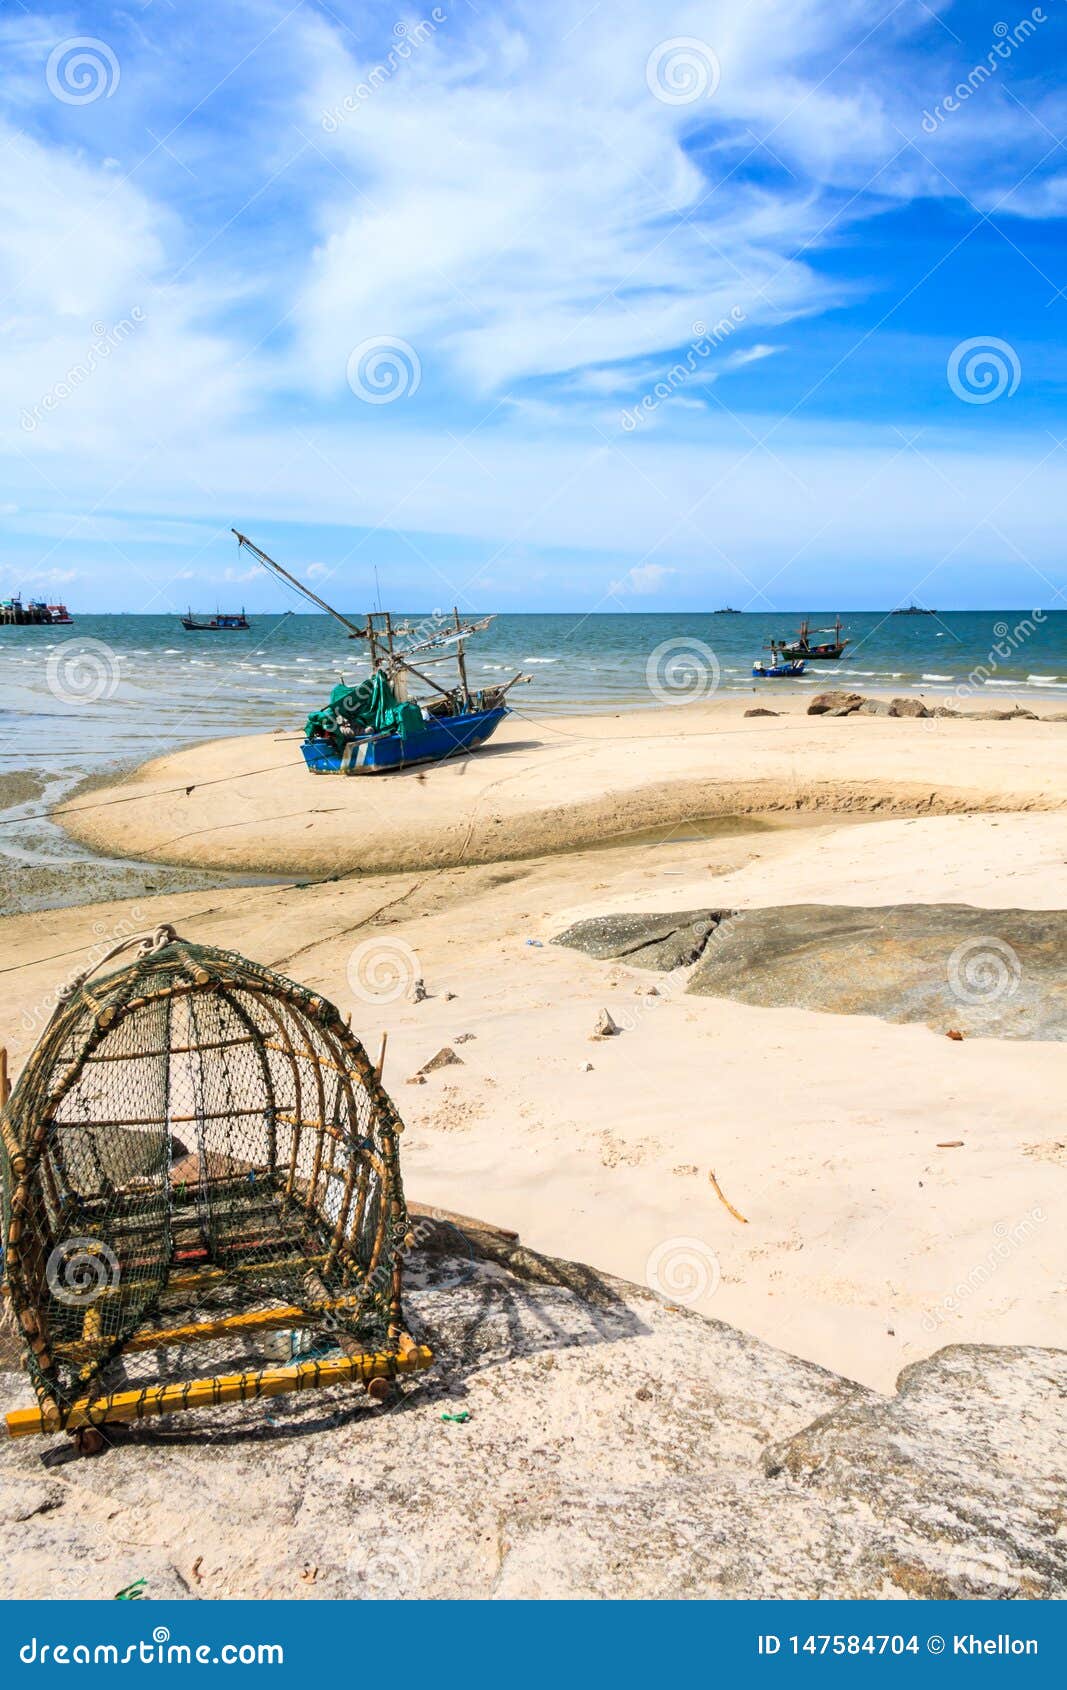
(708, 1168), (748, 1224)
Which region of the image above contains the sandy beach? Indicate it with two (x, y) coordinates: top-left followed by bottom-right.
(3, 696), (1063, 1396)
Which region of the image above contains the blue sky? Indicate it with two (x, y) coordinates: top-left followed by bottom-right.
(2, 0), (1067, 612)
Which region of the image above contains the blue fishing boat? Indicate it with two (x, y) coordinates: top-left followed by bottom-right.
(753, 637), (806, 678)
(752, 653), (806, 679)
(302, 703), (509, 775)
(232, 531), (527, 775)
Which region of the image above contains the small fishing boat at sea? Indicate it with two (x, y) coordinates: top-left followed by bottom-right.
(753, 637), (807, 678)
(752, 654), (806, 678)
(782, 617), (849, 660)
(232, 531), (528, 775)
(181, 608), (251, 631)
(892, 603), (936, 615)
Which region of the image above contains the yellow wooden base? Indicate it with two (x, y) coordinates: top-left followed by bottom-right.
(4, 1343), (434, 1438)
(54, 1295), (369, 1364)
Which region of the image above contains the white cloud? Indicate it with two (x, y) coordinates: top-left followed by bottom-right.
(611, 563), (677, 595)
(0, 0), (1063, 608)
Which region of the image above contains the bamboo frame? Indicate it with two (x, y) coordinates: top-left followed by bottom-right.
(1, 937), (431, 1439)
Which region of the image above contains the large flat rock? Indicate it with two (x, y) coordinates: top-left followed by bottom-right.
(553, 908), (725, 970)
(688, 904), (1067, 1039)
(555, 905), (1067, 1039)
(0, 1217), (1063, 1599)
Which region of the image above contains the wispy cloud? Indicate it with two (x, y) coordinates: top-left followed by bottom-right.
(0, 0), (1065, 608)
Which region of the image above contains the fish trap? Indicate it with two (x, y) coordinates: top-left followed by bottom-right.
(1, 926), (431, 1441)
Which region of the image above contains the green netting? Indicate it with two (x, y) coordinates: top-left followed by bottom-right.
(1, 936), (414, 1425)
(305, 670), (424, 751)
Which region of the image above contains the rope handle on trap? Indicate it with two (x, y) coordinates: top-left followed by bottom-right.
(57, 924), (179, 1004)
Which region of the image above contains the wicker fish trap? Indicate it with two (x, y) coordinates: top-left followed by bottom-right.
(0, 926), (431, 1440)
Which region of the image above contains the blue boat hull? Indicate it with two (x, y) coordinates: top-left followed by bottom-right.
(301, 705), (509, 774)
(752, 662), (806, 678)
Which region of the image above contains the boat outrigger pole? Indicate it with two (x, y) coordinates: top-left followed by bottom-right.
(231, 530), (366, 639)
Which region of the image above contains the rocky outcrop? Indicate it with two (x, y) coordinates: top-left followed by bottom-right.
(807, 690), (864, 715)
(762, 1344), (1067, 1599)
(686, 904), (1066, 1039)
(555, 905), (1067, 1040)
(554, 909), (726, 970)
(806, 692), (1055, 721)
(889, 697), (931, 718)
(1, 1218), (1062, 1599)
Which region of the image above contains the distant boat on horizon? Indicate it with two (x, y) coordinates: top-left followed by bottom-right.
(181, 608), (251, 631)
(892, 603), (936, 615)
(714, 606), (742, 614)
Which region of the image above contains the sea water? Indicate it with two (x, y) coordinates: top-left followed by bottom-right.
(0, 609), (1063, 912)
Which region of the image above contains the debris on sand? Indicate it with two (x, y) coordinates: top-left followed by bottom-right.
(418, 1046), (464, 1075)
(591, 1008), (621, 1039)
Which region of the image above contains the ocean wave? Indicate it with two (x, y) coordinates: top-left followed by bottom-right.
(922, 673), (954, 681)
(524, 656), (559, 663)
(1027, 674), (1060, 683)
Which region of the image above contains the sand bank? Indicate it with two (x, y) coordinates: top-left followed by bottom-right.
(4, 806), (1063, 1392)
(57, 695), (1067, 877)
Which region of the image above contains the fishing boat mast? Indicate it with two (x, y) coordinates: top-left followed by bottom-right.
(231, 529), (521, 708)
(232, 530), (366, 639)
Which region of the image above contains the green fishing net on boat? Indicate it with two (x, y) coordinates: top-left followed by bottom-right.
(305, 669), (424, 751)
